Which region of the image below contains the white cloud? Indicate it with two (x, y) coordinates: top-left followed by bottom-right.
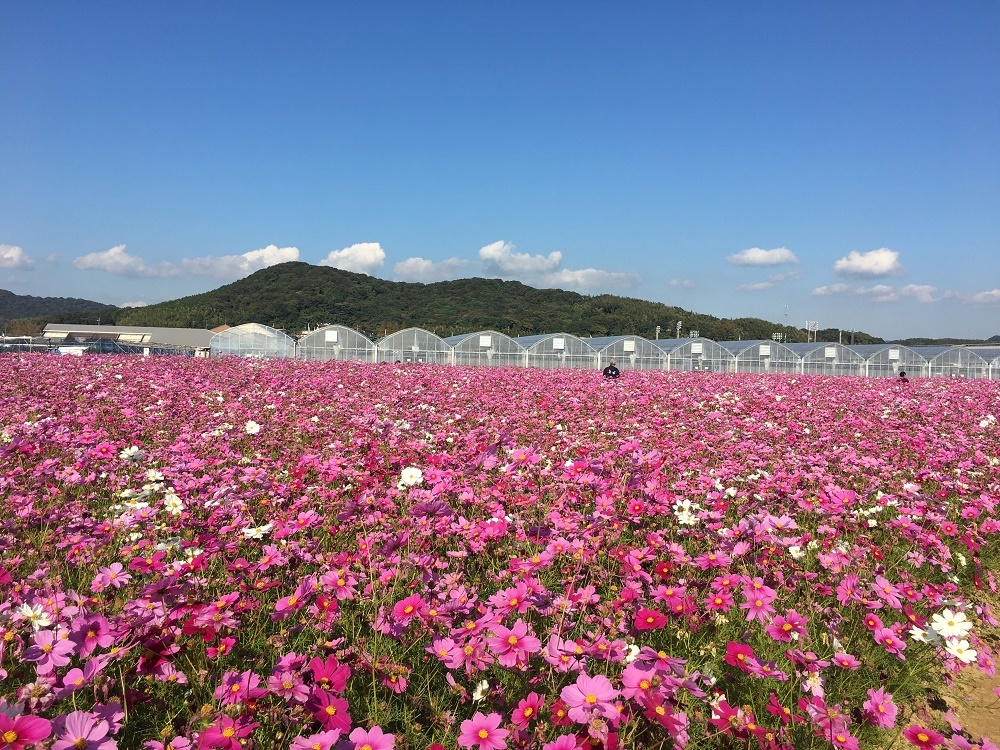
(479, 241), (563, 275)
(120, 301), (149, 308)
(0, 244), (33, 269)
(73, 244), (299, 279)
(319, 242), (386, 274)
(967, 289), (1000, 304)
(178, 245), (299, 278)
(668, 279), (694, 288)
(476, 240), (637, 293)
(811, 283), (850, 296)
(739, 271), (801, 291)
(833, 248), (902, 277)
(547, 268), (640, 293)
(811, 282), (937, 303)
(899, 284), (938, 303)
(72, 245), (178, 277)
(393, 256), (472, 283)
(728, 247), (798, 266)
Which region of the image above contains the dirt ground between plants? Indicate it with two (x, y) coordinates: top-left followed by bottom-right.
(939, 669), (1000, 743)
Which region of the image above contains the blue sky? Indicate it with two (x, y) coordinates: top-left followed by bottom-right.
(2, 2), (998, 339)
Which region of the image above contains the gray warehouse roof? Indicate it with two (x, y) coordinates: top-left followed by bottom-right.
(42, 323), (214, 349)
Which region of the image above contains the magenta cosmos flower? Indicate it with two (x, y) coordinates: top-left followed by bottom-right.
(560, 673), (620, 723)
(0, 714), (52, 750)
(348, 725), (394, 750)
(457, 712), (508, 750)
(903, 725), (944, 750)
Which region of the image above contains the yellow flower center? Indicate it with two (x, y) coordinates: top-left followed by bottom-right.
(918, 733), (929, 743)
(3, 731), (19, 744)
(404, 605), (414, 614)
(325, 705), (337, 716)
(478, 729), (489, 739)
(508, 636), (519, 645)
(585, 694), (598, 704)
(523, 707), (533, 718)
(222, 728), (236, 738)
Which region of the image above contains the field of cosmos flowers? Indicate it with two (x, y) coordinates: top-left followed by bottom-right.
(1, 355), (999, 750)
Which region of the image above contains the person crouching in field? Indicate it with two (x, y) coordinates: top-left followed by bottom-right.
(603, 359), (621, 379)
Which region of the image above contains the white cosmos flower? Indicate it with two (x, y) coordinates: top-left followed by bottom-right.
(16, 603), (51, 631)
(624, 644), (641, 663)
(930, 609), (973, 639)
(244, 420), (261, 435)
(944, 639), (977, 664)
(400, 467), (424, 487)
(163, 492), (184, 516)
(119, 445), (143, 462)
(242, 523), (273, 539)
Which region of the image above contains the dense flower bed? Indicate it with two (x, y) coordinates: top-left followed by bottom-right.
(1, 355), (998, 750)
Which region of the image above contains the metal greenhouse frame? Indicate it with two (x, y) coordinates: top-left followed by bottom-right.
(445, 331), (526, 367)
(582, 336), (665, 371)
(847, 344), (927, 378)
(515, 334), (598, 369)
(210, 323), (296, 359)
(916, 346), (991, 379)
(375, 328), (452, 364)
(297, 325), (376, 362)
(719, 340), (801, 374)
(785, 342), (866, 377)
(654, 338), (736, 373)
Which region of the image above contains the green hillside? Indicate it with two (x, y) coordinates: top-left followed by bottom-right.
(110, 262), (883, 344)
(0, 289), (110, 324)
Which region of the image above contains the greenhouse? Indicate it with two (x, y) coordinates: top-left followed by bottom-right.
(719, 340), (801, 374)
(653, 338), (736, 373)
(376, 328), (452, 364)
(847, 344), (927, 378)
(967, 348), (1000, 380)
(296, 325), (376, 362)
(915, 346), (993, 379)
(784, 342), (867, 377)
(582, 336), (665, 371)
(515, 334), (598, 369)
(444, 331), (526, 367)
(210, 323), (296, 359)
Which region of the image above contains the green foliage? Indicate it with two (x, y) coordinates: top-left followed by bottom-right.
(108, 262), (885, 343)
(0, 289), (111, 327)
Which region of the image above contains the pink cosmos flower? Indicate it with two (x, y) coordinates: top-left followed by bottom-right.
(90, 563), (131, 592)
(740, 594), (776, 623)
(511, 692), (545, 729)
(486, 620), (541, 668)
(289, 730), (341, 750)
(0, 714), (52, 750)
(831, 652), (861, 670)
(307, 689), (352, 732)
(863, 687), (898, 729)
(348, 725), (394, 750)
(873, 627), (907, 658)
(764, 610), (807, 642)
(50, 712), (115, 750)
(457, 712), (508, 750)
(22, 630), (75, 674)
(309, 655), (350, 693)
(198, 715), (258, 750)
(391, 593), (425, 626)
(903, 725), (944, 750)
(560, 673), (620, 723)
(541, 737), (578, 750)
(634, 607), (667, 631)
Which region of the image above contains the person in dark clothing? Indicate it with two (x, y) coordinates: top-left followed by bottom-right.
(898, 371), (908, 382)
(603, 359), (621, 379)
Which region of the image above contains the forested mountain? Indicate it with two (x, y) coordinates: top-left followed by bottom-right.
(106, 262), (883, 343)
(0, 289), (110, 324)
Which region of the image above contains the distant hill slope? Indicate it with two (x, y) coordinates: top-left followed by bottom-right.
(112, 261), (884, 344)
(0, 289), (110, 323)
